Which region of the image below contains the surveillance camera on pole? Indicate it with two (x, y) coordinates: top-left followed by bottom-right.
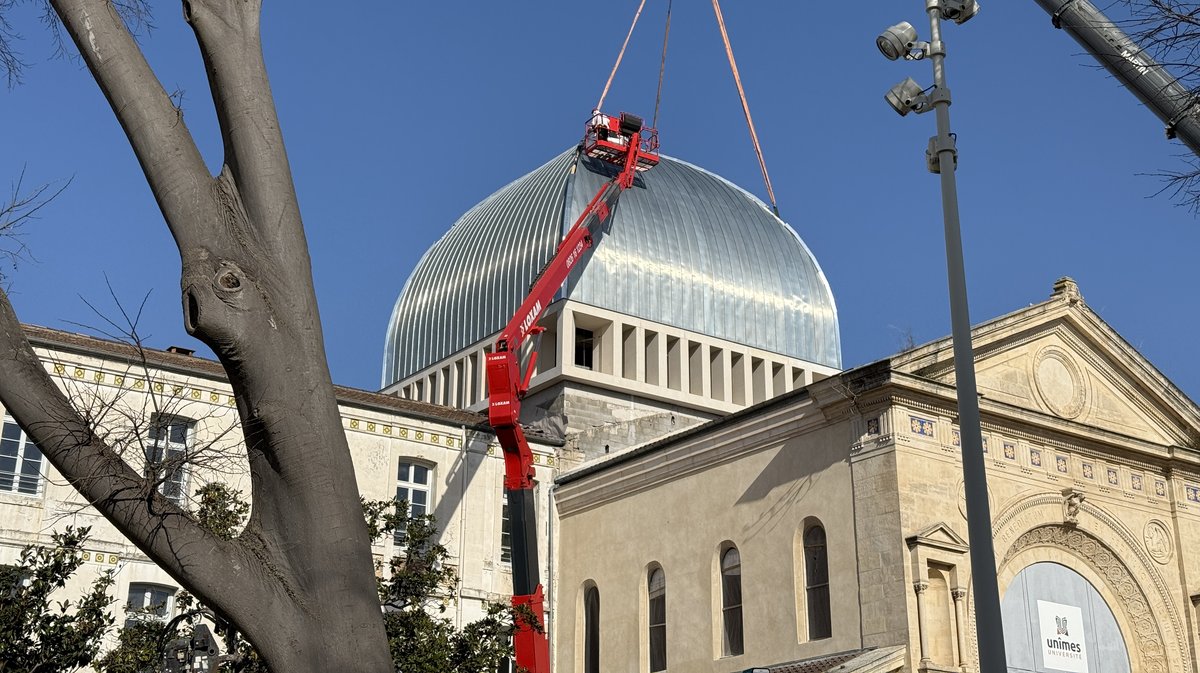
(940, 0), (980, 24)
(884, 78), (932, 116)
(874, 1), (1006, 672)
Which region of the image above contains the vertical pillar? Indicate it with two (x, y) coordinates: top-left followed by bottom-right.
(914, 580), (931, 666)
(952, 587), (969, 670)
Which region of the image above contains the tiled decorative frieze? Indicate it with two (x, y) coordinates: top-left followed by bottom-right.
(345, 418), (459, 449)
(866, 417), (880, 435)
(48, 361), (237, 407)
(80, 550), (120, 565)
(909, 415), (935, 438)
(1055, 455), (1069, 475)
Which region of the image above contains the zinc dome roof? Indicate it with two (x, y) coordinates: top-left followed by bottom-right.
(383, 149), (840, 388)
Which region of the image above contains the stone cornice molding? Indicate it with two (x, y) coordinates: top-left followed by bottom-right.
(855, 373), (1197, 473)
(891, 295), (1200, 439)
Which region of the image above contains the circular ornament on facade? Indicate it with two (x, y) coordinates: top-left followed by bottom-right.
(1032, 346), (1087, 419)
(957, 479), (995, 520)
(1143, 520), (1173, 564)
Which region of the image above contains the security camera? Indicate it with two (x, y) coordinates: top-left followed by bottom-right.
(940, 0), (980, 24)
(877, 22), (919, 61)
(884, 78), (931, 116)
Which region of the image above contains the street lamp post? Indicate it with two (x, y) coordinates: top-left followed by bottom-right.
(876, 2), (1007, 671)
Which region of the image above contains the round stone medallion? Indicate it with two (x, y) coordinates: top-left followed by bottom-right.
(1143, 520), (1173, 564)
(1032, 346), (1087, 419)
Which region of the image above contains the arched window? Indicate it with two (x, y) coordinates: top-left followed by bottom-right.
(648, 567), (666, 672)
(584, 585), (601, 673)
(804, 524), (831, 639)
(720, 546), (744, 656)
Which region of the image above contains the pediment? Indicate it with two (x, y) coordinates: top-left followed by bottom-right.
(891, 281), (1199, 446)
(906, 522), (969, 552)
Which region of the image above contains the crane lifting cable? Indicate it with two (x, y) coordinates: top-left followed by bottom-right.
(653, 0), (673, 129)
(711, 0), (781, 217)
(596, 0), (649, 113)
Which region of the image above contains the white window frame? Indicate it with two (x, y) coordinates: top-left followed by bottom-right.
(124, 582), (177, 628)
(394, 459), (433, 546)
(146, 416), (193, 505)
(500, 490), (512, 565)
(1, 416), (45, 497)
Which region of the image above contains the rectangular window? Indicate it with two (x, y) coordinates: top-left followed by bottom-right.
(1, 417), (44, 496)
(125, 583), (176, 629)
(395, 460), (432, 546)
(500, 492), (512, 565)
(574, 328), (595, 370)
(146, 417), (192, 505)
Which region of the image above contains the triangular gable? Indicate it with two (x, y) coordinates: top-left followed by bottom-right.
(891, 278), (1200, 446)
(906, 522), (969, 554)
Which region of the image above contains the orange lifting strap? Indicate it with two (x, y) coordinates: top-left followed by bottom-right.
(596, 0), (648, 113)
(711, 0), (780, 217)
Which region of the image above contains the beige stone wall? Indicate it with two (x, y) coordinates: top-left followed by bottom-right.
(554, 397), (864, 673)
(0, 337), (556, 652)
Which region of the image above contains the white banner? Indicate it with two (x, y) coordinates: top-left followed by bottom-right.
(1037, 600), (1089, 672)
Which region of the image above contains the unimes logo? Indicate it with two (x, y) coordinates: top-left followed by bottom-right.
(1056, 616), (1069, 636)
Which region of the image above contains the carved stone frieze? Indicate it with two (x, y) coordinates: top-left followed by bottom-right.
(969, 493), (1192, 672)
(1004, 525), (1167, 672)
(1143, 520), (1173, 565)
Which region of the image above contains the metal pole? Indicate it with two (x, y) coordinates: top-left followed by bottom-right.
(923, 3), (1007, 670)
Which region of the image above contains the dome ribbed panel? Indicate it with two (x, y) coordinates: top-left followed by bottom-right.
(564, 155), (841, 369)
(383, 149), (841, 388)
(382, 152), (574, 387)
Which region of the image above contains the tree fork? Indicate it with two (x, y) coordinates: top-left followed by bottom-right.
(18, 1), (397, 670)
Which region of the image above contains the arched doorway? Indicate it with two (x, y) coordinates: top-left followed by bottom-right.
(1001, 562), (1130, 672)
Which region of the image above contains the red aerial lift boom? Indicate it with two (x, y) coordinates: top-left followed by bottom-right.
(485, 110), (659, 673)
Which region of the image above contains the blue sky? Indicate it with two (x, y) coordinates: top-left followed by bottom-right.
(2, 2), (1197, 404)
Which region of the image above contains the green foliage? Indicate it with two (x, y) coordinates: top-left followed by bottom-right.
(192, 483), (249, 541)
(0, 526), (115, 673)
(0, 492), (514, 673)
(93, 617), (171, 673)
(365, 498), (518, 673)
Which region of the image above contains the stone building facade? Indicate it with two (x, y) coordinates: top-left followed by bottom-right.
(0, 326), (557, 650)
(553, 280), (1200, 672)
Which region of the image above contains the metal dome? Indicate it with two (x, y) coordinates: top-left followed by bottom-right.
(382, 148), (841, 388)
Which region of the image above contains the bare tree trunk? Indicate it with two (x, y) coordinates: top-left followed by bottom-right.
(0, 1), (391, 670)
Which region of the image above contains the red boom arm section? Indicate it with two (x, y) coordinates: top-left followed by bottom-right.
(485, 112), (658, 673)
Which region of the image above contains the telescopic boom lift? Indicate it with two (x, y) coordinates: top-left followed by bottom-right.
(485, 110), (659, 673)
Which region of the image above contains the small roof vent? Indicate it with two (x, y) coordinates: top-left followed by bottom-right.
(166, 346), (196, 357)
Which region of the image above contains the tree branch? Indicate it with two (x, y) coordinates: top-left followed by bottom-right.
(0, 287), (280, 627)
(184, 0), (303, 254)
(48, 0), (216, 249)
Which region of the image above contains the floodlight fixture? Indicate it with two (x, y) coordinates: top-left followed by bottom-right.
(940, 0), (980, 24)
(877, 21), (919, 61)
(884, 78), (931, 116)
